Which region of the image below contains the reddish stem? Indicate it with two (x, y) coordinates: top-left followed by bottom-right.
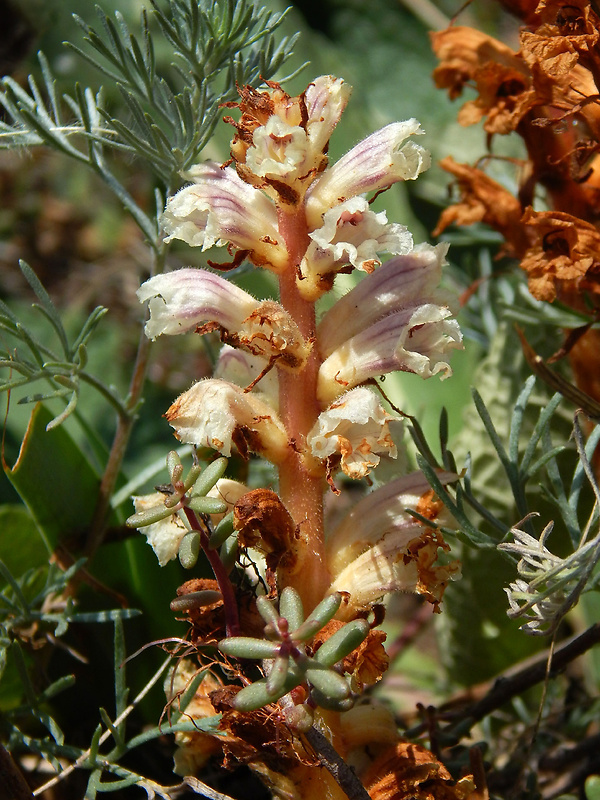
(276, 207), (330, 612)
(182, 507), (240, 636)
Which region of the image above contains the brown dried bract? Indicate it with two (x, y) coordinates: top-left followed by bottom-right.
(174, 578), (225, 645)
(234, 489), (305, 574)
(209, 686), (315, 770)
(312, 621), (389, 689)
(404, 530), (461, 612)
(363, 742), (476, 800)
(433, 158), (531, 256)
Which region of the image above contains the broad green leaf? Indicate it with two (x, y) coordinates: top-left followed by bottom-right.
(3, 403), (107, 552)
(0, 505), (47, 577)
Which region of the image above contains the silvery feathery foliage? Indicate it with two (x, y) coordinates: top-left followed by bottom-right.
(499, 415), (600, 635)
(0, 0), (297, 428)
(0, 0), (298, 242)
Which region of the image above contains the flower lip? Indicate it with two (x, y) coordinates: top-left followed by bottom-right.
(165, 378), (289, 464)
(307, 387), (398, 480)
(297, 196), (414, 300)
(317, 304), (463, 406)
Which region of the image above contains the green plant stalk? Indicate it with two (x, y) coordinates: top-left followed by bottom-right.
(84, 244), (165, 559)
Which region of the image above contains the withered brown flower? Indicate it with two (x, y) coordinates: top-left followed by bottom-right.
(431, 27), (535, 135)
(520, 207), (600, 302)
(313, 621), (390, 690)
(433, 157), (531, 256)
(233, 488), (307, 577)
(363, 742), (476, 800)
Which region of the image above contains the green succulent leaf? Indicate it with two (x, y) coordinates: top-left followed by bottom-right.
(312, 619), (370, 667)
(178, 531), (201, 569)
(305, 666), (350, 701)
(291, 592), (342, 643)
(279, 586), (304, 634)
(218, 637), (280, 660)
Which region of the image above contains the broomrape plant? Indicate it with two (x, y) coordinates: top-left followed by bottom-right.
(130, 73), (468, 798)
(5, 1), (600, 798)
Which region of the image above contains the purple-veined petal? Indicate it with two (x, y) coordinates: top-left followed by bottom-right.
(326, 470), (458, 575)
(329, 527), (460, 618)
(318, 243), (451, 355)
(137, 268), (258, 340)
(304, 76), (352, 153)
(306, 121), (431, 227)
(317, 304), (463, 405)
(162, 163), (287, 271)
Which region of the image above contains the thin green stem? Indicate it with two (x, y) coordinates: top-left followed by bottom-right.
(79, 371), (130, 418)
(84, 245), (164, 559)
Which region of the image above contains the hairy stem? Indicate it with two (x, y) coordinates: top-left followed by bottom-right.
(182, 507), (240, 637)
(276, 206), (330, 612)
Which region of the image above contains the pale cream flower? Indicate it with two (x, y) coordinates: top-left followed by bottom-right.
(166, 379), (289, 463)
(298, 197), (413, 300)
(317, 304), (463, 406)
(137, 268), (257, 340)
(307, 387), (398, 479)
(132, 493), (188, 566)
(326, 470), (458, 575)
(305, 120), (431, 228)
(318, 243), (451, 354)
(161, 163), (287, 271)
(330, 528), (460, 618)
(138, 270), (311, 369)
